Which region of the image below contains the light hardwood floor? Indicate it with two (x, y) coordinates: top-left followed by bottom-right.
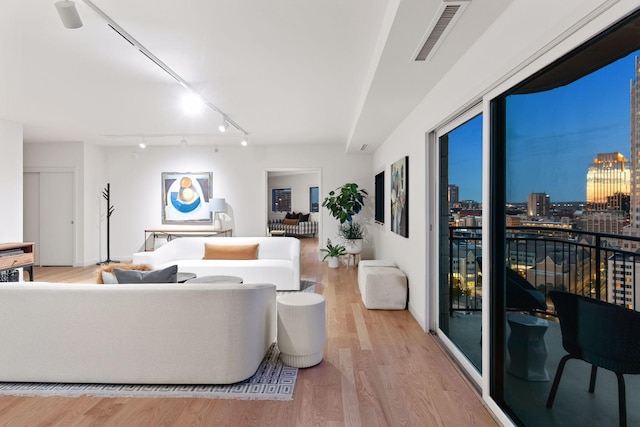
(0, 238), (499, 426)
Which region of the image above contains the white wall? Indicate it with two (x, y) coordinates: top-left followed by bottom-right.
(105, 143), (372, 260)
(0, 119), (23, 243)
(84, 143), (107, 264)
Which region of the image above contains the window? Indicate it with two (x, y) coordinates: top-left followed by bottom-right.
(271, 188), (291, 212)
(438, 113), (483, 373)
(309, 187), (319, 212)
(491, 10), (640, 426)
(374, 171), (385, 224)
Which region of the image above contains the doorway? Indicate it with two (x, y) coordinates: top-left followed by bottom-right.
(23, 171), (75, 266)
(266, 168), (322, 276)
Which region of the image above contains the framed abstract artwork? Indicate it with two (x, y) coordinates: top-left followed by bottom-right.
(391, 156), (408, 237)
(161, 172), (213, 224)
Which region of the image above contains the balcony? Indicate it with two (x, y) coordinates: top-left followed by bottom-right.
(446, 225), (640, 426)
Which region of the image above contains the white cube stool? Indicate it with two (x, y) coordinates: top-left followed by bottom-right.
(359, 266), (407, 310)
(357, 260), (396, 293)
(277, 293), (326, 368)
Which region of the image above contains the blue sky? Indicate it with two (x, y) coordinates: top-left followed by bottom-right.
(448, 51), (637, 203)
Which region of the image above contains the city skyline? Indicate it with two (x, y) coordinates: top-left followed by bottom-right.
(449, 51), (638, 203)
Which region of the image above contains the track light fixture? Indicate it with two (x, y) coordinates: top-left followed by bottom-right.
(181, 93), (204, 114)
(57, 0), (250, 139)
(55, 0), (83, 29)
(241, 135), (249, 146)
(218, 119), (229, 133)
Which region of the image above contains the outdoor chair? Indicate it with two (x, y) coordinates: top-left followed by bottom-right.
(478, 267), (546, 345)
(547, 291), (640, 427)
(506, 268), (547, 312)
(474, 260), (547, 312)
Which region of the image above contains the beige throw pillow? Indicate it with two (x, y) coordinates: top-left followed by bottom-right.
(203, 243), (259, 260)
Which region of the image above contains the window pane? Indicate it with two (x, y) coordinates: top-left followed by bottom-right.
(494, 11), (640, 426)
(272, 188), (291, 212)
(439, 114), (483, 373)
(310, 187), (319, 212)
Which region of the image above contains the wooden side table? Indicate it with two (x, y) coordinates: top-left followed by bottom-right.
(346, 253), (360, 270)
(0, 242), (34, 281)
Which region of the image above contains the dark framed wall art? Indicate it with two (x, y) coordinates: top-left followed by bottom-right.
(390, 156), (408, 237)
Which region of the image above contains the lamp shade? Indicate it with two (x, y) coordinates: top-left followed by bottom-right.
(210, 198), (226, 213)
(55, 1), (83, 29)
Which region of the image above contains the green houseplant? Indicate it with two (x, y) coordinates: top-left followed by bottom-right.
(323, 183), (368, 254)
(322, 183), (368, 224)
(320, 239), (346, 268)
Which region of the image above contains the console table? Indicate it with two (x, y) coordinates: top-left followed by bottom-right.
(0, 242), (34, 281)
(144, 229), (233, 251)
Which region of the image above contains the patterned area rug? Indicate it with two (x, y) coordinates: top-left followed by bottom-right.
(0, 343), (297, 400)
(277, 279), (315, 295)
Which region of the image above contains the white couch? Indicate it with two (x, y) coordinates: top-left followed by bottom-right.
(0, 282), (276, 384)
(133, 236), (301, 291)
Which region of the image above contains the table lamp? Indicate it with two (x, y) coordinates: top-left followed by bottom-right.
(210, 198), (226, 229)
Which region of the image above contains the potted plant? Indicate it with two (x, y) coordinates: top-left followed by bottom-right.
(323, 183), (368, 254)
(338, 221), (364, 254)
(320, 239), (346, 268)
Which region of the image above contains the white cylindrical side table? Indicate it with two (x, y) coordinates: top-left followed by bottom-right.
(277, 293), (326, 368)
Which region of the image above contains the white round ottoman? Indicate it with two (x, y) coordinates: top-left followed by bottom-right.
(277, 293), (326, 368)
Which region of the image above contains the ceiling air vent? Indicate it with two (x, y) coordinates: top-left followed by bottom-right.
(414, 1), (469, 62)
(360, 144), (369, 151)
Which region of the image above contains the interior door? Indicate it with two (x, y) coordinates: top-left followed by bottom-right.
(39, 172), (74, 266)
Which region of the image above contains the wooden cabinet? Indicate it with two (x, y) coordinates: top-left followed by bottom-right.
(0, 242), (34, 281)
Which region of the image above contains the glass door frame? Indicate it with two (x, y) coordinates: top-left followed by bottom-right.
(429, 103), (484, 387)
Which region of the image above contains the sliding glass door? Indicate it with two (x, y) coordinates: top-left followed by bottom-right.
(491, 9), (640, 426)
(438, 114), (483, 373)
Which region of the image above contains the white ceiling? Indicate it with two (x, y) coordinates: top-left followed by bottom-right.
(0, 0), (509, 152)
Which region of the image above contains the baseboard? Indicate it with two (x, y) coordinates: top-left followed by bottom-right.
(408, 301), (427, 331)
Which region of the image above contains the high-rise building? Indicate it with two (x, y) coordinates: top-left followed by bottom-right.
(586, 152), (630, 211)
(527, 192), (550, 217)
(608, 254), (639, 309)
(624, 57), (640, 251)
(580, 211), (627, 235)
(630, 56), (640, 229)
(448, 184), (459, 209)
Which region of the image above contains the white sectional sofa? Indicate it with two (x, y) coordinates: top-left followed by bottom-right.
(0, 281), (276, 384)
(133, 236), (301, 291)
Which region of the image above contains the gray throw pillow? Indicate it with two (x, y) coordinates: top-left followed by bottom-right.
(113, 265), (178, 283)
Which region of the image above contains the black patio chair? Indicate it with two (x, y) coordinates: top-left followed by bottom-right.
(506, 268), (547, 312)
(478, 267), (546, 344)
(547, 291), (640, 427)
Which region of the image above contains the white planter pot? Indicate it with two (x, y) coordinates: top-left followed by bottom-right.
(328, 256), (340, 268)
(345, 238), (363, 254)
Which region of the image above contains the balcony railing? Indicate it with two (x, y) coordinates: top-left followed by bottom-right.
(448, 225), (640, 313)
